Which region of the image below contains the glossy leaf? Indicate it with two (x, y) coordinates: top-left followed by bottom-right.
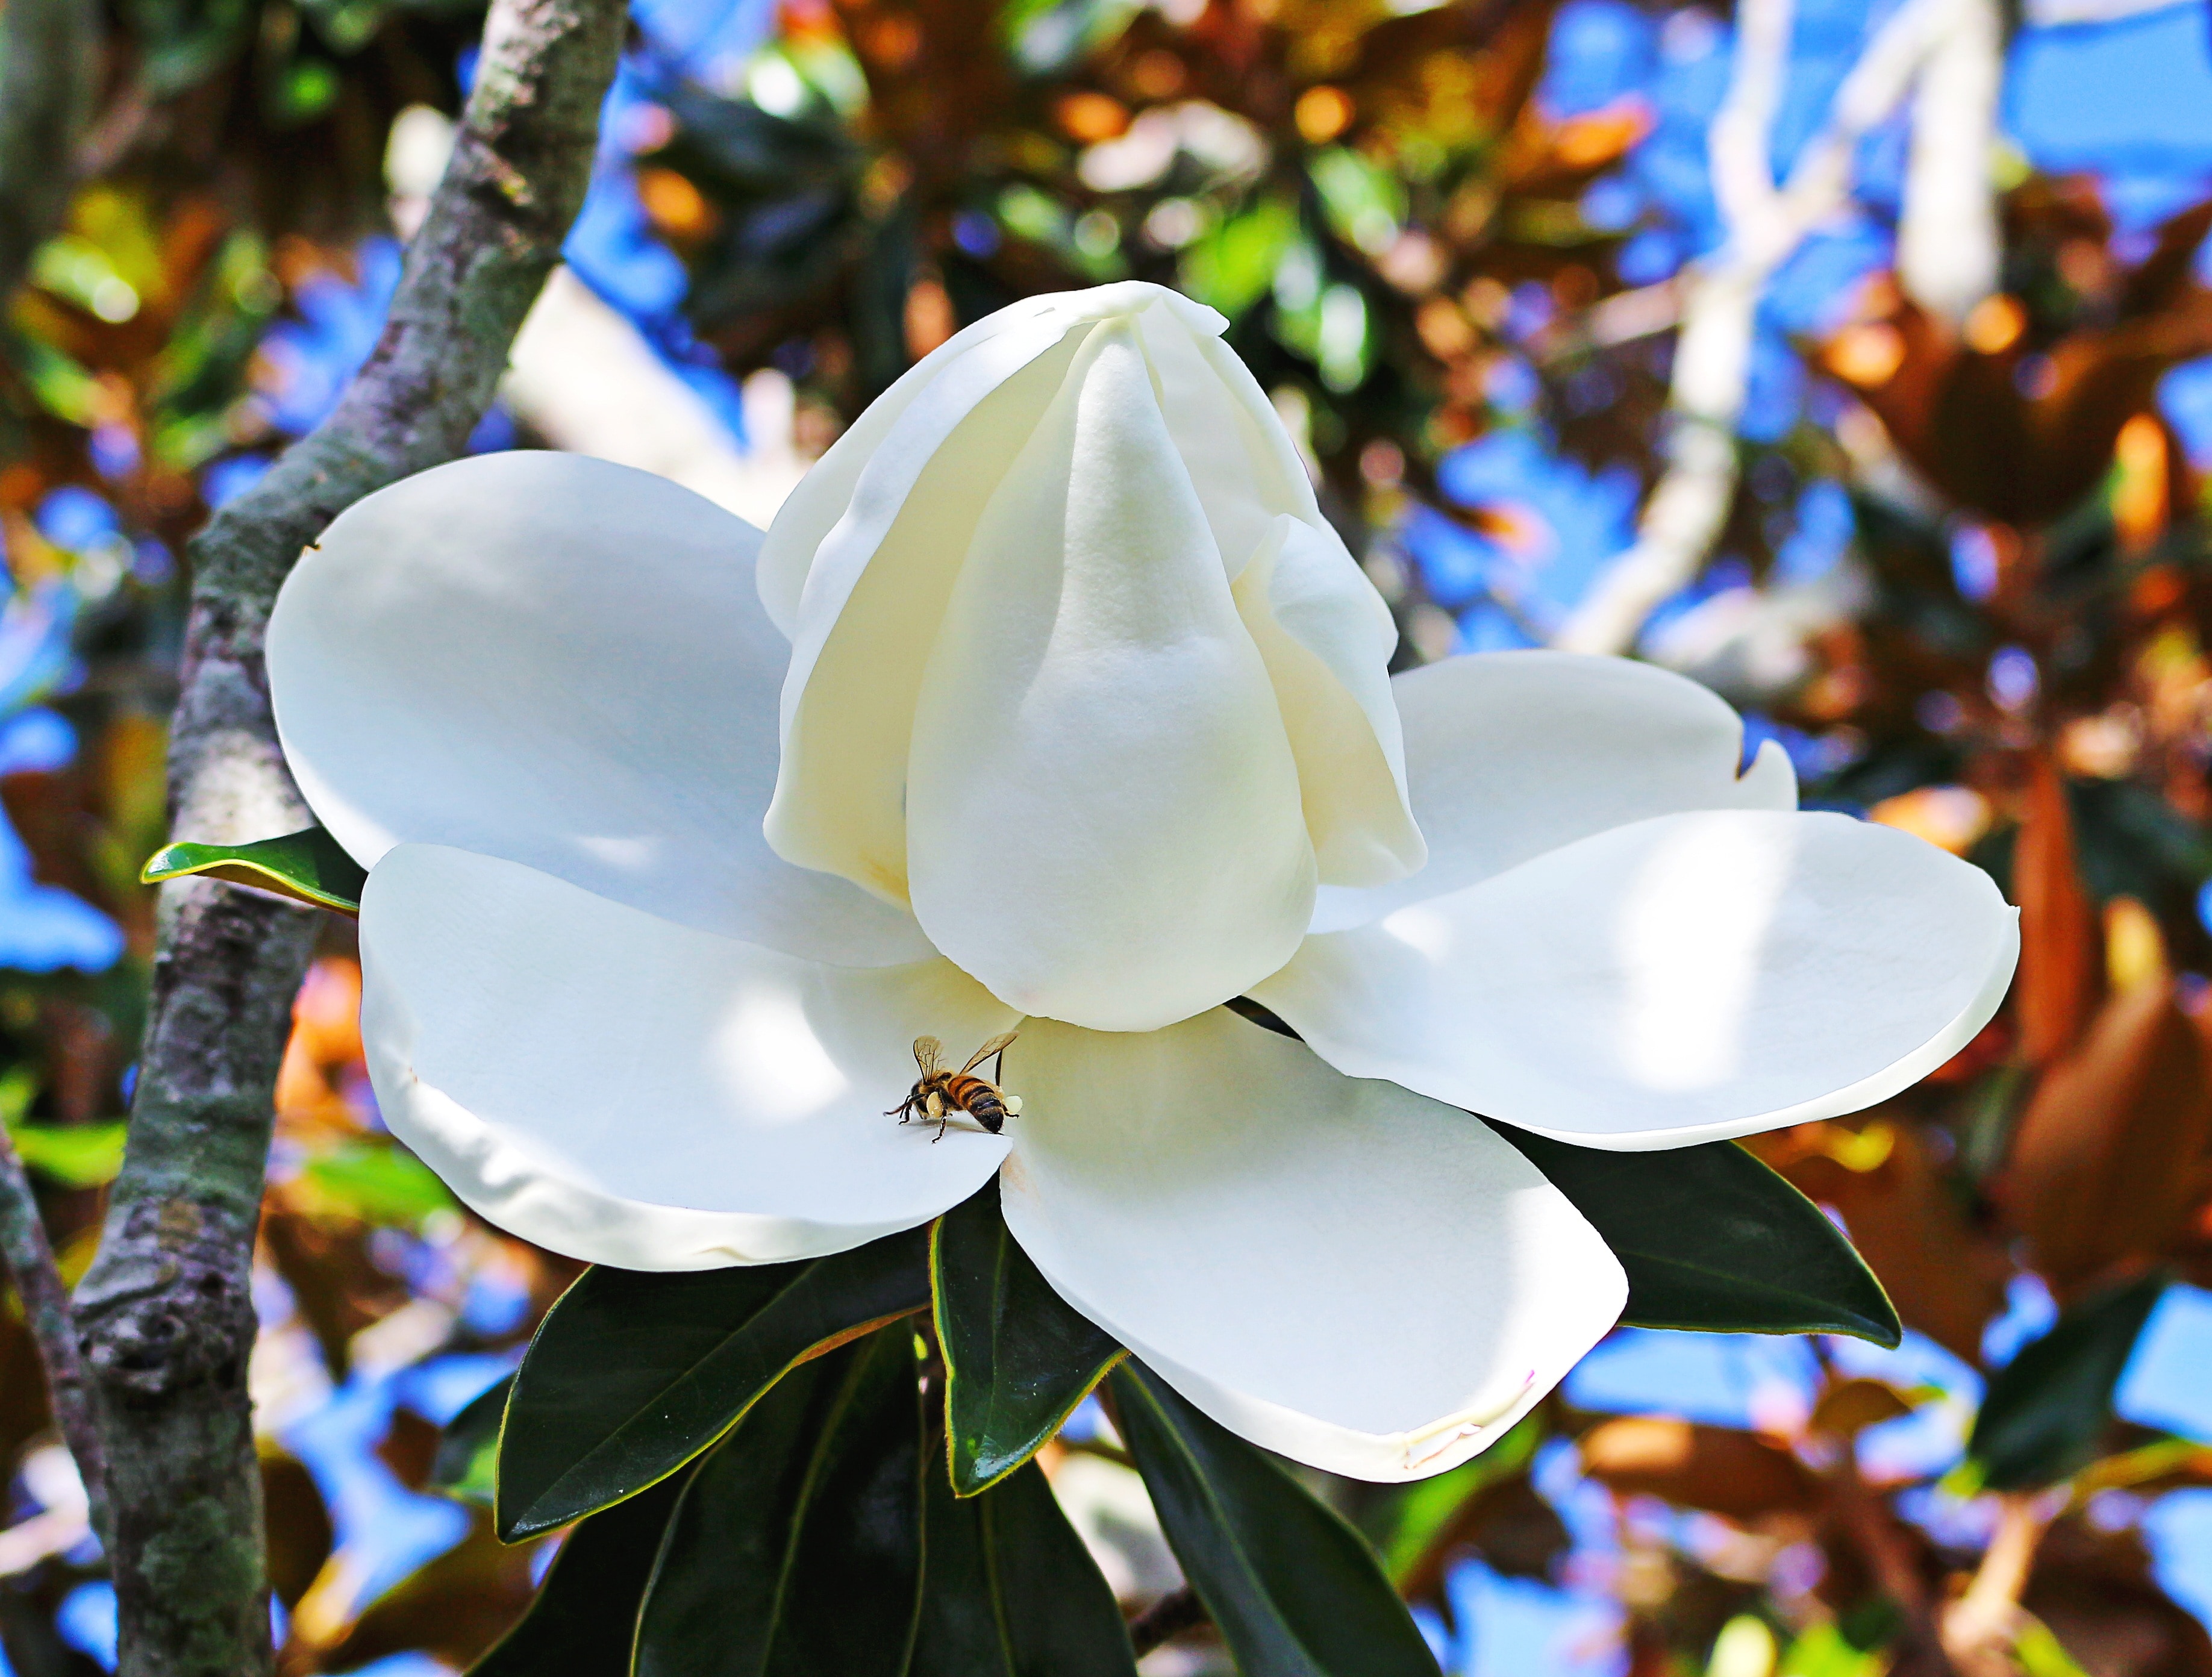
(140, 825), (367, 914)
(432, 1375), (510, 1507)
(911, 1454), (1138, 1676)
(498, 1226), (930, 1540)
(931, 1181), (1123, 1496)
(1970, 1272), (2167, 1490)
(7, 1120), (127, 1188)
(1492, 1123), (1901, 1346)
(467, 1464), (691, 1677)
(1110, 1360), (1440, 1677)
(634, 1331), (925, 1677)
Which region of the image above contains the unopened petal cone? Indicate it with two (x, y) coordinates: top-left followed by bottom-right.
(904, 316), (1314, 1031)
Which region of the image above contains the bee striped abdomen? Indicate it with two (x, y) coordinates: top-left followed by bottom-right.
(944, 1075), (1007, 1133)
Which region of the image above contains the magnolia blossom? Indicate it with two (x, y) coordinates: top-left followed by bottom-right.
(264, 281), (2017, 1482)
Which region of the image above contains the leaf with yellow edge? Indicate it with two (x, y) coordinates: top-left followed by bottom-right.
(142, 826), (365, 914)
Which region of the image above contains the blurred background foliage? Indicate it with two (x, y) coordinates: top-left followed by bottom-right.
(17, 0), (2212, 1670)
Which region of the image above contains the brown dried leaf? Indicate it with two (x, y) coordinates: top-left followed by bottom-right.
(2016, 757), (2102, 1070)
(261, 1449), (334, 1612)
(1579, 1418), (1816, 1521)
(1810, 1378), (1916, 1439)
(1761, 1118), (2012, 1363)
(1998, 974), (2212, 1292)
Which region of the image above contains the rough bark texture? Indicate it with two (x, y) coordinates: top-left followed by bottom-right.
(67, 0), (623, 1670)
(0, 1129), (109, 1544)
(0, 0), (98, 304)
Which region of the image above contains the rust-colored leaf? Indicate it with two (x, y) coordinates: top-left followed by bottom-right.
(1578, 1418), (1816, 1521)
(1998, 974), (2212, 1293)
(1757, 1116), (2012, 1363)
(2016, 757), (2102, 1070)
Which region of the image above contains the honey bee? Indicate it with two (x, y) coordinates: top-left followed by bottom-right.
(890, 1032), (1022, 1140)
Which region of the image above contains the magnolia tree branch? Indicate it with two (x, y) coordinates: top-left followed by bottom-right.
(66, 0), (623, 1669)
(1555, 0), (1963, 656)
(0, 0), (98, 302)
(1897, 0), (2002, 325)
(0, 1129), (109, 1545)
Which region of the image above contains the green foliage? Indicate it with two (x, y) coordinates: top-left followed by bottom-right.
(1370, 1413), (1540, 1584)
(634, 1333), (926, 1677)
(1110, 1360), (1441, 1677)
(912, 1457), (1138, 1676)
(469, 1464), (696, 1677)
(431, 1375), (509, 1507)
(1969, 1272), (2168, 1490)
(140, 825), (367, 914)
(931, 1182), (1122, 1496)
(496, 1227), (931, 1539)
(298, 1137), (455, 1224)
(8, 1119), (127, 1187)
(1493, 1125), (1902, 1346)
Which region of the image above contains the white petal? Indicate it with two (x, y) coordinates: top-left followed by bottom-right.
(359, 845), (1016, 1269)
(996, 1010), (1625, 1481)
(1133, 299), (1311, 578)
(266, 452), (929, 966)
(1257, 810), (2019, 1150)
(759, 286), (1233, 637)
(1234, 515), (1423, 887)
(764, 321), (1087, 899)
(905, 317), (1313, 1031)
(764, 285), (1235, 902)
(1311, 651), (1796, 932)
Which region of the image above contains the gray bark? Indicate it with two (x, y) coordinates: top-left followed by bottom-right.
(66, 0), (623, 1670)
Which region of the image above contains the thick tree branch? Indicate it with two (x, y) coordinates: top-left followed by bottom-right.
(0, 1128), (108, 1546)
(68, 0), (623, 1670)
(0, 0), (99, 302)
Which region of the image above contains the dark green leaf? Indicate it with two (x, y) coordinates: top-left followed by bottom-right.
(1490, 1124), (1901, 1346)
(911, 1453), (1138, 1676)
(432, 1375), (510, 1507)
(635, 1330), (925, 1677)
(498, 1226), (930, 1540)
(466, 1463), (691, 1677)
(1110, 1361), (1440, 1677)
(140, 826), (366, 915)
(1370, 1413), (1541, 1585)
(1970, 1272), (2167, 1490)
(931, 1181), (1123, 1496)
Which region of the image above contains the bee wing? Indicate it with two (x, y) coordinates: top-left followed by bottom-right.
(960, 1031), (1019, 1076)
(912, 1035), (945, 1078)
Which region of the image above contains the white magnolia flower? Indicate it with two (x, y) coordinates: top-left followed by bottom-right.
(265, 281), (2017, 1483)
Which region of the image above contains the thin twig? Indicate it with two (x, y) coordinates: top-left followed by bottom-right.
(0, 1128), (107, 1546)
(1128, 1585), (1210, 1656)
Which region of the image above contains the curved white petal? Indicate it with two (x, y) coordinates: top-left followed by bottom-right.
(1234, 515), (1423, 887)
(996, 1010), (1625, 1481)
(758, 284), (1228, 637)
(358, 845), (1015, 1270)
(266, 452), (929, 966)
(1257, 810), (2019, 1150)
(1311, 651), (1797, 932)
(905, 317), (1314, 1031)
(765, 286), (1235, 902)
(1133, 300), (1311, 579)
